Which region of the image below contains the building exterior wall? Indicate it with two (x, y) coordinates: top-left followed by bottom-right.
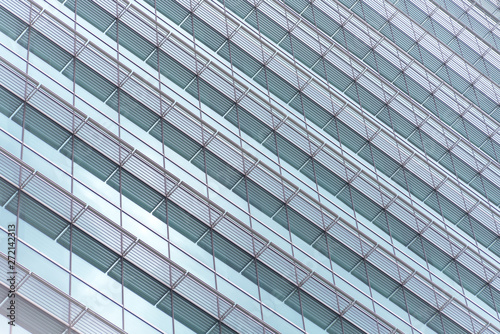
(0, 0), (500, 332)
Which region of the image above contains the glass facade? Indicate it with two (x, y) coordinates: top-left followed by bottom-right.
(0, 0), (499, 332)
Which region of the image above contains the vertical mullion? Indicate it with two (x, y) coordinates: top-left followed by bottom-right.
(152, 0), (176, 332)
(188, 1), (222, 332)
(12, 2), (34, 334)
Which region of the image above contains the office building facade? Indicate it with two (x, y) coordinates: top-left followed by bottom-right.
(0, 0), (500, 332)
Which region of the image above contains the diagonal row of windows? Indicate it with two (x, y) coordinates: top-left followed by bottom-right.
(214, 0), (500, 170)
(20, 0), (498, 223)
(28, 0), (500, 270)
(5, 0), (500, 328)
(0, 9), (500, 324)
(138, 0), (500, 225)
(234, 0), (500, 129)
(1, 50), (499, 333)
(0, 145), (398, 334)
(0, 255), (126, 334)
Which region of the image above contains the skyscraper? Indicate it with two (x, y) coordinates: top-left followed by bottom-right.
(1, 0), (500, 332)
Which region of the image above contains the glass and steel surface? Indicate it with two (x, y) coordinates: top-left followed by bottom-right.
(0, 0), (499, 333)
